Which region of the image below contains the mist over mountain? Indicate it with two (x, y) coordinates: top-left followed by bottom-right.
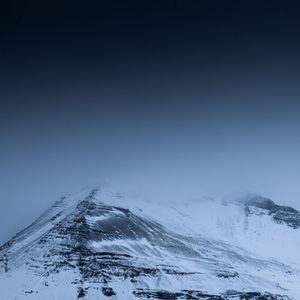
(1, 1), (300, 244)
(1, 1), (300, 298)
(1, 186), (300, 299)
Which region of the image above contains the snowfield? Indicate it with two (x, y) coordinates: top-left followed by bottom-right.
(0, 187), (299, 299)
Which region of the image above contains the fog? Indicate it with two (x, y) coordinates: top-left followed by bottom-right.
(1, 0), (300, 244)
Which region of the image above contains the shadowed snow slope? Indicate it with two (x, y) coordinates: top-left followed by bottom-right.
(0, 187), (299, 299)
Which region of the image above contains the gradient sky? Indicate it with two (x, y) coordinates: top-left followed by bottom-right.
(1, 0), (300, 243)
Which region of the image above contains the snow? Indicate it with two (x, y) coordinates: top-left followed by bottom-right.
(1, 186), (300, 299)
(90, 237), (157, 257)
(92, 190), (300, 266)
(85, 209), (124, 223)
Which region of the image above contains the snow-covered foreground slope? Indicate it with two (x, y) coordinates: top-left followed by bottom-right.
(0, 187), (299, 299)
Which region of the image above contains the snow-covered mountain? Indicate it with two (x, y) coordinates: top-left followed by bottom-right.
(0, 187), (299, 299)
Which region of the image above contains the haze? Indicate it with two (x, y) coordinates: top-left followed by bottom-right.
(1, 0), (300, 244)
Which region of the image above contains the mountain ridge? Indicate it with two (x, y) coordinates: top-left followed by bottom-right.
(0, 187), (299, 299)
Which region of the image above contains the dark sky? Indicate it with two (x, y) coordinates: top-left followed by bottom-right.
(1, 0), (300, 243)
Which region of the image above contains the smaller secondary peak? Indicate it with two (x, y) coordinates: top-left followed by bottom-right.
(244, 195), (276, 208)
(239, 195), (300, 229)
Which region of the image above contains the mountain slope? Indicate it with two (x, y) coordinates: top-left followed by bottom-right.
(0, 187), (299, 299)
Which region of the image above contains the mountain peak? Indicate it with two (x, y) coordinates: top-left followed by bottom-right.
(1, 188), (300, 299)
(238, 194), (300, 229)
